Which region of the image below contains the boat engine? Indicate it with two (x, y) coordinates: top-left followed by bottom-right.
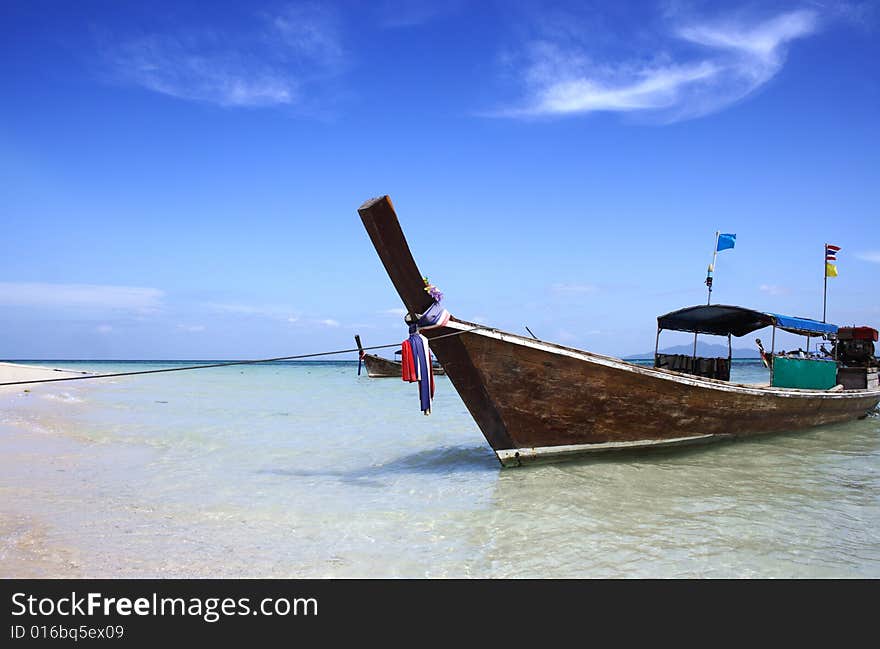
(834, 326), (878, 367)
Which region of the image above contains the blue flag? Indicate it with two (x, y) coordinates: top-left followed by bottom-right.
(717, 233), (736, 252)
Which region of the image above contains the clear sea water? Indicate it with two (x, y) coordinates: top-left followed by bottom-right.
(1, 359), (879, 578)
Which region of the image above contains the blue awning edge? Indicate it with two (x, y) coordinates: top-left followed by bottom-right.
(766, 313), (837, 337)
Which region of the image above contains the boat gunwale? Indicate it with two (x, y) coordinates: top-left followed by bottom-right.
(439, 318), (880, 402)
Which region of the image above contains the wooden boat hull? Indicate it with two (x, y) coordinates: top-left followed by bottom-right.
(361, 353), (446, 378)
(362, 353), (402, 378)
(358, 196), (880, 467)
(432, 320), (880, 465)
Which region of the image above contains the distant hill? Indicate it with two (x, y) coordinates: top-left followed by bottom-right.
(625, 342), (760, 360)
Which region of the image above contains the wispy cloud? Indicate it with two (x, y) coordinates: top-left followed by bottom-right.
(759, 284), (790, 296)
(0, 282), (164, 311)
(203, 302), (296, 318)
(373, 0), (462, 29)
(381, 307), (408, 316)
(103, 4), (344, 108)
(856, 251), (880, 263)
(177, 324), (206, 333)
(494, 9), (819, 121)
(552, 283), (598, 294)
(203, 301), (344, 329)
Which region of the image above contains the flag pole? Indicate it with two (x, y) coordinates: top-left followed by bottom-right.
(708, 231), (720, 306)
(822, 242), (828, 324)
(694, 232), (720, 358)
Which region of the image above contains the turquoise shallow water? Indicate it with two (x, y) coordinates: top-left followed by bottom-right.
(2, 359), (879, 577)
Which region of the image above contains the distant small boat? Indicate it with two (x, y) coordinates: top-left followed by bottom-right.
(354, 334), (445, 378)
(358, 195), (880, 467)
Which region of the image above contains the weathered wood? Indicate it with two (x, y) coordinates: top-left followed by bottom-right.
(358, 197), (515, 450)
(454, 324), (880, 446)
(361, 352), (446, 378)
(362, 353), (403, 378)
(837, 367), (880, 390)
(358, 196), (880, 467)
(358, 196), (434, 316)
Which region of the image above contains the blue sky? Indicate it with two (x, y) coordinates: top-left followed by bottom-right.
(1, 0), (877, 359)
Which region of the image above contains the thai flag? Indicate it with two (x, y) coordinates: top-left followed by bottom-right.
(825, 244), (840, 261)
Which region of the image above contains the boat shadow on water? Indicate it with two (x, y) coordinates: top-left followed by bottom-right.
(257, 444), (498, 485)
(256, 416), (878, 486)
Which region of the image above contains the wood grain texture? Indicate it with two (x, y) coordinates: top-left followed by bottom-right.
(454, 327), (880, 450)
(362, 353), (445, 378)
(358, 195), (880, 463)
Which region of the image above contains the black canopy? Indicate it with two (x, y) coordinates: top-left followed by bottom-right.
(657, 305), (775, 337)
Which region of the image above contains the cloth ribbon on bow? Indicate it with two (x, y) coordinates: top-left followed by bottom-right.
(400, 301), (450, 414)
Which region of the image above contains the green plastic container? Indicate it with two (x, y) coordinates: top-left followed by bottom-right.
(771, 357), (837, 390)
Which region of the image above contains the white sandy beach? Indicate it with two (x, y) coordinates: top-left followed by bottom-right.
(1, 362), (94, 577)
(0, 361), (91, 394)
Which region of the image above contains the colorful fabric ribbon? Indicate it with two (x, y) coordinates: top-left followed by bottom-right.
(400, 300), (448, 414)
(401, 333), (434, 413)
(401, 340), (417, 382)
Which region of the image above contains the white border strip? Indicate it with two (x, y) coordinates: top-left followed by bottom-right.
(496, 434), (721, 466)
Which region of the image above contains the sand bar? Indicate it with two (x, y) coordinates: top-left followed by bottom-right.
(0, 361), (92, 395)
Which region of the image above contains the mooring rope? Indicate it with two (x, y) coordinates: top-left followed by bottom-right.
(0, 326), (487, 387)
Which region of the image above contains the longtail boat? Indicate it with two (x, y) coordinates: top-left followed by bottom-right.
(358, 196), (880, 467)
(354, 334), (445, 378)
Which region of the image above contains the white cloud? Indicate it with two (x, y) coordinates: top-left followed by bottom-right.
(552, 283), (598, 294)
(203, 302), (294, 318)
(177, 324), (206, 332)
(856, 251), (880, 263)
(759, 284), (790, 296)
(273, 4), (344, 65)
(97, 324), (113, 334)
(111, 36), (297, 107)
(0, 282), (164, 311)
(104, 4), (343, 108)
(205, 303), (341, 329)
(381, 307), (408, 316)
(495, 9), (819, 121)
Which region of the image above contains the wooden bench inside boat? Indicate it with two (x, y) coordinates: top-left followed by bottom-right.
(654, 353), (731, 381)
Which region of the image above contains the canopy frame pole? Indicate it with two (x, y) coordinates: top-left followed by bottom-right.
(770, 325), (776, 385)
(727, 333), (732, 381)
(654, 327), (661, 367)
